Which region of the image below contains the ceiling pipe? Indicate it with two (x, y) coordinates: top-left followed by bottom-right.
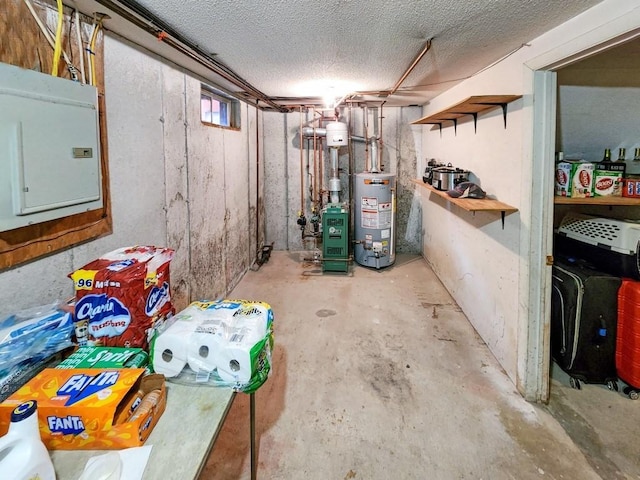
(386, 38), (433, 97)
(92, 0), (289, 112)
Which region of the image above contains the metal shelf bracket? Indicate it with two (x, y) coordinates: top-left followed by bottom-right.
(476, 102), (510, 128)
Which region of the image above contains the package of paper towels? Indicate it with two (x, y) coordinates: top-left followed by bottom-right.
(150, 299), (273, 393)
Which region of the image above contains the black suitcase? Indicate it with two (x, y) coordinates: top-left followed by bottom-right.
(551, 259), (620, 390)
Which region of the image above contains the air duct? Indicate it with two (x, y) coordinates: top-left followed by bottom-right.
(301, 127), (326, 137)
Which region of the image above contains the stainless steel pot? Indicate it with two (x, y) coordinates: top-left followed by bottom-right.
(430, 166), (469, 191)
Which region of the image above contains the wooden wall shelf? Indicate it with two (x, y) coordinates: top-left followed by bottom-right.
(554, 196), (640, 206)
(412, 179), (518, 228)
(412, 95), (522, 133)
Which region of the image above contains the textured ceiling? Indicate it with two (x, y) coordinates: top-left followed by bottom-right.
(75, 0), (604, 108)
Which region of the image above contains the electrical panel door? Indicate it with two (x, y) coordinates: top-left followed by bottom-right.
(0, 62), (102, 232)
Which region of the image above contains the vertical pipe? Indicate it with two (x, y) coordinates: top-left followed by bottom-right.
(370, 138), (379, 173)
(379, 102), (385, 171)
(390, 185), (396, 264)
(313, 125), (318, 207)
(330, 147), (339, 179)
(284, 114), (290, 249)
(306, 138), (312, 198)
(246, 103), (252, 263)
(363, 105), (370, 172)
(348, 103), (355, 255)
(329, 147), (340, 204)
(255, 102), (261, 256)
(182, 75), (192, 302)
(299, 107), (304, 213)
(319, 139), (325, 206)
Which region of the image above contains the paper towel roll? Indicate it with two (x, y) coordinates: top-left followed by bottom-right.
(152, 333), (187, 377)
(151, 319), (199, 377)
(187, 331), (223, 373)
(214, 345), (255, 383)
(230, 305), (269, 340)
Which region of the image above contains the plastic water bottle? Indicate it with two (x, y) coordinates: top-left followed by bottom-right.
(0, 400), (56, 480)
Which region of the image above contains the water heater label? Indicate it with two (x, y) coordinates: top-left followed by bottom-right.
(361, 208), (378, 228)
(361, 200), (392, 228)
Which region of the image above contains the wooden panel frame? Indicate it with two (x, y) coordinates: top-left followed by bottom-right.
(0, 0), (112, 270)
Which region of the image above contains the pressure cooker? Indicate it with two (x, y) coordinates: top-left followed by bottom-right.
(430, 165), (469, 191)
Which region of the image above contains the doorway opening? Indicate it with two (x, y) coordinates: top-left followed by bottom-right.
(531, 33), (640, 477)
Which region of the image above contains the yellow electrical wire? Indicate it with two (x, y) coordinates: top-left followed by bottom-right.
(88, 18), (103, 86)
(51, 0), (63, 76)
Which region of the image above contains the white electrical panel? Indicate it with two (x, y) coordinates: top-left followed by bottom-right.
(0, 62), (102, 232)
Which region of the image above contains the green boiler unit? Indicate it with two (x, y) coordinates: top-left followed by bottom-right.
(322, 205), (349, 273)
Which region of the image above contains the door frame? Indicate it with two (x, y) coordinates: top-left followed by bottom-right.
(523, 15), (640, 402)
(520, 69), (556, 402)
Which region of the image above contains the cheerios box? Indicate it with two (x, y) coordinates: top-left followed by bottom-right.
(0, 368), (165, 450)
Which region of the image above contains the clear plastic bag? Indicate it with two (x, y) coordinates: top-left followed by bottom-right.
(0, 302), (74, 378)
(149, 300), (273, 393)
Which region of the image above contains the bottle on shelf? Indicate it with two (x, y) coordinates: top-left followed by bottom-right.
(598, 148), (612, 170)
(612, 147), (627, 175)
(626, 148), (640, 178)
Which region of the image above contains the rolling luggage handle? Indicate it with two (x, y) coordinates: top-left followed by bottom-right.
(552, 280), (567, 357)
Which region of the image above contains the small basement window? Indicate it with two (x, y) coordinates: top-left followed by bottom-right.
(201, 86), (240, 129)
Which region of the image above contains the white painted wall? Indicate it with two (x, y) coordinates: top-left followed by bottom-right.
(263, 106), (423, 253)
(0, 34), (260, 318)
(418, 0), (640, 398)
(557, 86), (640, 168)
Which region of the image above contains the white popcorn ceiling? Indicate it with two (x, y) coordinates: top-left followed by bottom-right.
(90, 0), (604, 106)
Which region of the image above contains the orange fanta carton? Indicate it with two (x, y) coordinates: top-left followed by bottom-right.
(0, 368), (165, 449)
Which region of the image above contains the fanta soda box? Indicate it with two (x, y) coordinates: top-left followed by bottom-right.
(0, 400), (55, 480)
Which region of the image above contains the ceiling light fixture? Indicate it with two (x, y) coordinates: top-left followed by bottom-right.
(323, 87), (337, 109)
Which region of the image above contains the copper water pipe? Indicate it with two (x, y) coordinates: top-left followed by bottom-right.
(319, 139), (324, 205)
(379, 102), (385, 171)
(388, 38), (433, 97)
(299, 107), (304, 213)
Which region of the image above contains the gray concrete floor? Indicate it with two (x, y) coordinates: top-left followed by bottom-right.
(547, 365), (639, 480)
(199, 252), (635, 480)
